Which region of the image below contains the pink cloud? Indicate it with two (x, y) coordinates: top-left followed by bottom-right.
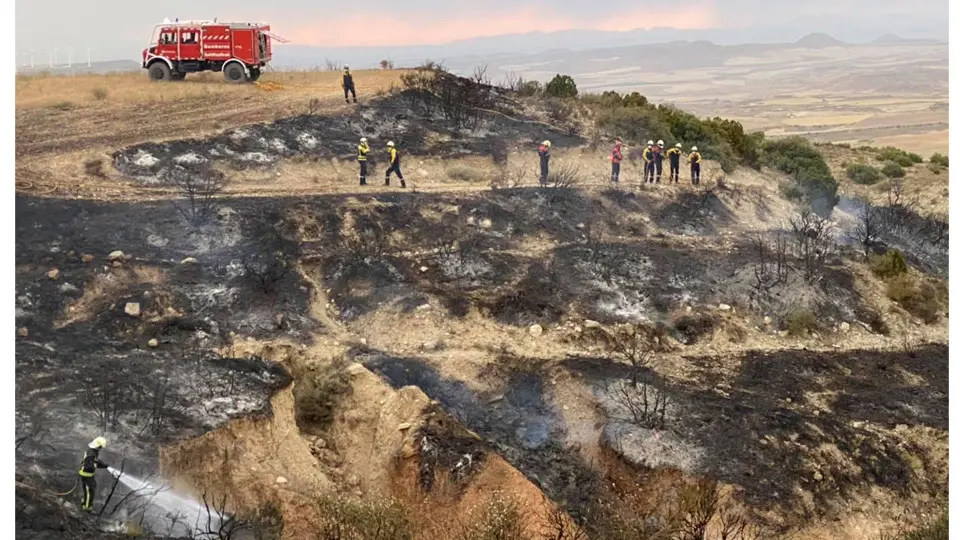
(283, 3), (718, 47)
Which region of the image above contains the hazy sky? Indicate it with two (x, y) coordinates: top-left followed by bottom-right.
(15, 0), (947, 61)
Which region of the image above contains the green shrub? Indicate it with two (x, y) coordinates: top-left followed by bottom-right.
(881, 162), (906, 178)
(622, 91), (648, 108)
(845, 163), (881, 185)
(595, 106), (670, 146)
(785, 308), (818, 336)
(886, 274), (941, 323)
(929, 153), (949, 167)
(544, 74), (578, 98)
(870, 250), (908, 279)
(315, 494), (413, 540)
(876, 147), (916, 167)
(761, 136), (839, 215)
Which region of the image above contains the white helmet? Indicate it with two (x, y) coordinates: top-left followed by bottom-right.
(387, 141), (395, 147)
(360, 137), (367, 143)
(657, 140), (664, 146)
(692, 146), (698, 152)
(89, 436), (106, 449)
(647, 140), (654, 146)
(343, 65), (350, 71)
(675, 143), (682, 148)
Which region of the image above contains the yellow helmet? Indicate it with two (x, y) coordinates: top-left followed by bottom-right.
(89, 437), (106, 449)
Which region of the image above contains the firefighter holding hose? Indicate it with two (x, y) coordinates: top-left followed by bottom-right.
(78, 437), (110, 512)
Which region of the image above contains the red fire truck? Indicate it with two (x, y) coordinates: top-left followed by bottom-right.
(141, 19), (287, 83)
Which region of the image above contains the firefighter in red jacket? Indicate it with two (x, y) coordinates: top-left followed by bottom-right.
(610, 138), (624, 184)
(538, 140), (551, 186)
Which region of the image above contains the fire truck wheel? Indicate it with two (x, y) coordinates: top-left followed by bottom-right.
(147, 62), (172, 82)
(249, 68), (261, 82)
(223, 63), (248, 84)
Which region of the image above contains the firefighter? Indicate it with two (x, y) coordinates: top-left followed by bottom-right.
(666, 142), (683, 183)
(689, 146), (703, 185)
(538, 140), (551, 186)
(384, 141), (405, 188)
(342, 66), (357, 104)
(653, 140), (665, 183)
(642, 141), (655, 183)
(357, 137), (369, 186)
(610, 138), (624, 184)
(78, 437), (110, 512)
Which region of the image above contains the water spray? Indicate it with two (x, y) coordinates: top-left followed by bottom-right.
(106, 467), (232, 536)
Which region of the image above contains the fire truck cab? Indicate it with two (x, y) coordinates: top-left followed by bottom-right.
(142, 19), (285, 83)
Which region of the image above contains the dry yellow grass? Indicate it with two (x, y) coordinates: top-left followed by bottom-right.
(15, 68), (405, 109)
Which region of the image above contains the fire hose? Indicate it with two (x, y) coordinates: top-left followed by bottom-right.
(54, 478), (78, 496)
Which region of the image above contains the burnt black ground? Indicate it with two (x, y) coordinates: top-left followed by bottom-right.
(112, 89), (585, 185)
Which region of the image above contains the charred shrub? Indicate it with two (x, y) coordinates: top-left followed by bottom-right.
(167, 164), (229, 227)
(488, 262), (565, 326)
(672, 313), (718, 345)
(241, 211), (299, 295)
(84, 158), (106, 177)
(294, 356), (351, 430)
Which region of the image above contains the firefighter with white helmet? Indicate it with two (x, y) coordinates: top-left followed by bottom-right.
(653, 140), (666, 183)
(666, 142), (683, 183)
(384, 140), (406, 188)
(538, 140), (552, 186)
(357, 137), (370, 186)
(689, 146), (703, 185)
(78, 436), (110, 512)
(342, 65), (357, 104)
(642, 141), (655, 183)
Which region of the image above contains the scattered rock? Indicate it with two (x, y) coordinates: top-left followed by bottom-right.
(311, 437), (327, 451)
(81, 254), (95, 263)
(274, 313), (285, 329)
(419, 266), (429, 273)
(147, 338), (159, 348)
(181, 257), (199, 265)
(576, 223), (585, 230)
(275, 476), (288, 484)
(124, 302), (141, 317)
(17, 327), (28, 338)
(480, 218), (492, 230)
(397, 423), (412, 431)
(346, 475), (360, 487)
(686, 306), (693, 313)
(46, 269), (60, 280)
(111, 261), (123, 268)
(777, 330), (789, 337)
(840, 322), (851, 333)
(718, 303), (732, 311)
(421, 340), (442, 351)
(763, 316), (773, 326)
(487, 394), (504, 404)
(466, 216), (476, 226)
(813, 471), (823, 482)
(107, 250), (125, 262)
(358, 338), (368, 347)
(346, 363), (366, 376)
(584, 320), (601, 329)
(528, 324), (543, 337)
(895, 423), (909, 432)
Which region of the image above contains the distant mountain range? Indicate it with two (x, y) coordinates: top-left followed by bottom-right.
(16, 31), (945, 77)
